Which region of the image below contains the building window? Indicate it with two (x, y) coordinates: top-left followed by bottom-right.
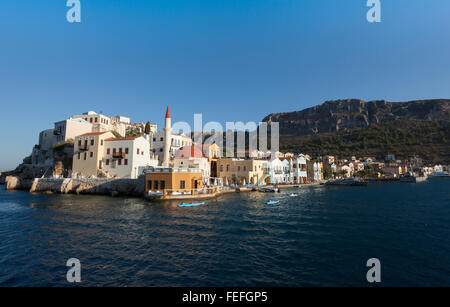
(77, 153), (80, 160)
(180, 180), (185, 189)
(95, 117), (98, 123)
(226, 165), (230, 171)
(160, 137), (163, 141)
(125, 148), (129, 154)
(90, 152), (93, 158)
(147, 180), (152, 190)
(90, 118), (93, 123)
(101, 140), (104, 146)
(153, 138), (156, 142)
(238, 166), (241, 171)
(137, 148), (140, 155)
(113, 148), (116, 154)
(106, 159), (109, 166)
(91, 139), (94, 146)
(124, 159), (128, 165)
(84, 153), (87, 160)
(78, 139), (81, 146)
(220, 165), (223, 172)
(142, 151), (144, 156)
(243, 166), (247, 171)
(119, 148), (122, 154)
(107, 148), (110, 155)
(160, 148), (163, 152)
(154, 180), (159, 190)
(160, 181), (165, 190)
(118, 159), (122, 165)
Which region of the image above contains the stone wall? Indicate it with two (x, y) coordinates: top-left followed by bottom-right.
(27, 177), (145, 197)
(5, 176), (34, 191)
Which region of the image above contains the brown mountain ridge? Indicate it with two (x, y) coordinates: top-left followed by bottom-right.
(262, 99), (450, 164)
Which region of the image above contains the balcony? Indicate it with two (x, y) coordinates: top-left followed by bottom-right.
(79, 144), (89, 151)
(146, 167), (202, 173)
(112, 152), (126, 159)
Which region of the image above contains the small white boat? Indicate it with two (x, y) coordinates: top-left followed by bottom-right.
(429, 172), (450, 178)
(266, 200), (280, 205)
(289, 193), (298, 197)
(145, 191), (164, 200)
(178, 202), (206, 207)
(259, 187), (280, 193)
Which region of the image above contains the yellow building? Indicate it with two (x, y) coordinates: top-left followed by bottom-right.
(72, 131), (114, 177)
(203, 143), (221, 159)
(218, 158), (266, 185)
(145, 167), (203, 195)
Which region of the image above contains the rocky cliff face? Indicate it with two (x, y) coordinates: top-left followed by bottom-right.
(0, 142), (74, 188)
(52, 142), (73, 177)
(0, 164), (48, 187)
(263, 99), (450, 136)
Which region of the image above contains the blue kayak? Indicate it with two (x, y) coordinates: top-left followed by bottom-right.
(178, 202), (206, 207)
(266, 200), (280, 205)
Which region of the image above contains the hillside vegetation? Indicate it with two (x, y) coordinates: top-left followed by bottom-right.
(279, 120), (449, 164)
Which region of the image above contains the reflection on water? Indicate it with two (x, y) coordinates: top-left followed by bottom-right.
(0, 179), (449, 286)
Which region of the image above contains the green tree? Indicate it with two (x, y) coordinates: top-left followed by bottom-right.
(144, 121), (151, 135)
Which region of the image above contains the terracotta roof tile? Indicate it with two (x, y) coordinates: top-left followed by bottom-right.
(104, 137), (138, 141)
(78, 132), (108, 137)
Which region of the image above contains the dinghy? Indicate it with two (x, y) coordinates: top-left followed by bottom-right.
(266, 200), (280, 205)
(178, 202), (206, 207)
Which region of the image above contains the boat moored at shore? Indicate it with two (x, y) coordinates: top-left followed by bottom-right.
(399, 172), (428, 183)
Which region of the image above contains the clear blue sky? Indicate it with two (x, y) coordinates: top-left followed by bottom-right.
(1, 0), (450, 169)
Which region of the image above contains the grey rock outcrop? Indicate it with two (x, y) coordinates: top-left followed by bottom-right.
(28, 177), (145, 197)
(262, 99), (450, 136)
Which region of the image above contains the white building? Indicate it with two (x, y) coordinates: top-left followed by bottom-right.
(307, 161), (323, 182)
(74, 111), (129, 137)
(172, 146), (211, 185)
(31, 128), (55, 166)
(103, 136), (156, 178)
(262, 158), (289, 184)
(337, 164), (354, 178)
(54, 118), (93, 144)
(281, 155), (308, 184)
(150, 131), (193, 163)
(249, 150), (272, 159)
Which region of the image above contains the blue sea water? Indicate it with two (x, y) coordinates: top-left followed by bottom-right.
(0, 179), (449, 287)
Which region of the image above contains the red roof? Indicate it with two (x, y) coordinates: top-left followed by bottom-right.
(171, 133), (191, 138)
(165, 106), (171, 118)
(174, 145), (205, 158)
(78, 132), (108, 137)
(104, 137), (138, 142)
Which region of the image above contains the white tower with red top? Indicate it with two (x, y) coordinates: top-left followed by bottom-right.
(162, 106), (172, 167)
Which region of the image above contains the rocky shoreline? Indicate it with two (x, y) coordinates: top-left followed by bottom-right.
(2, 176), (145, 197)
